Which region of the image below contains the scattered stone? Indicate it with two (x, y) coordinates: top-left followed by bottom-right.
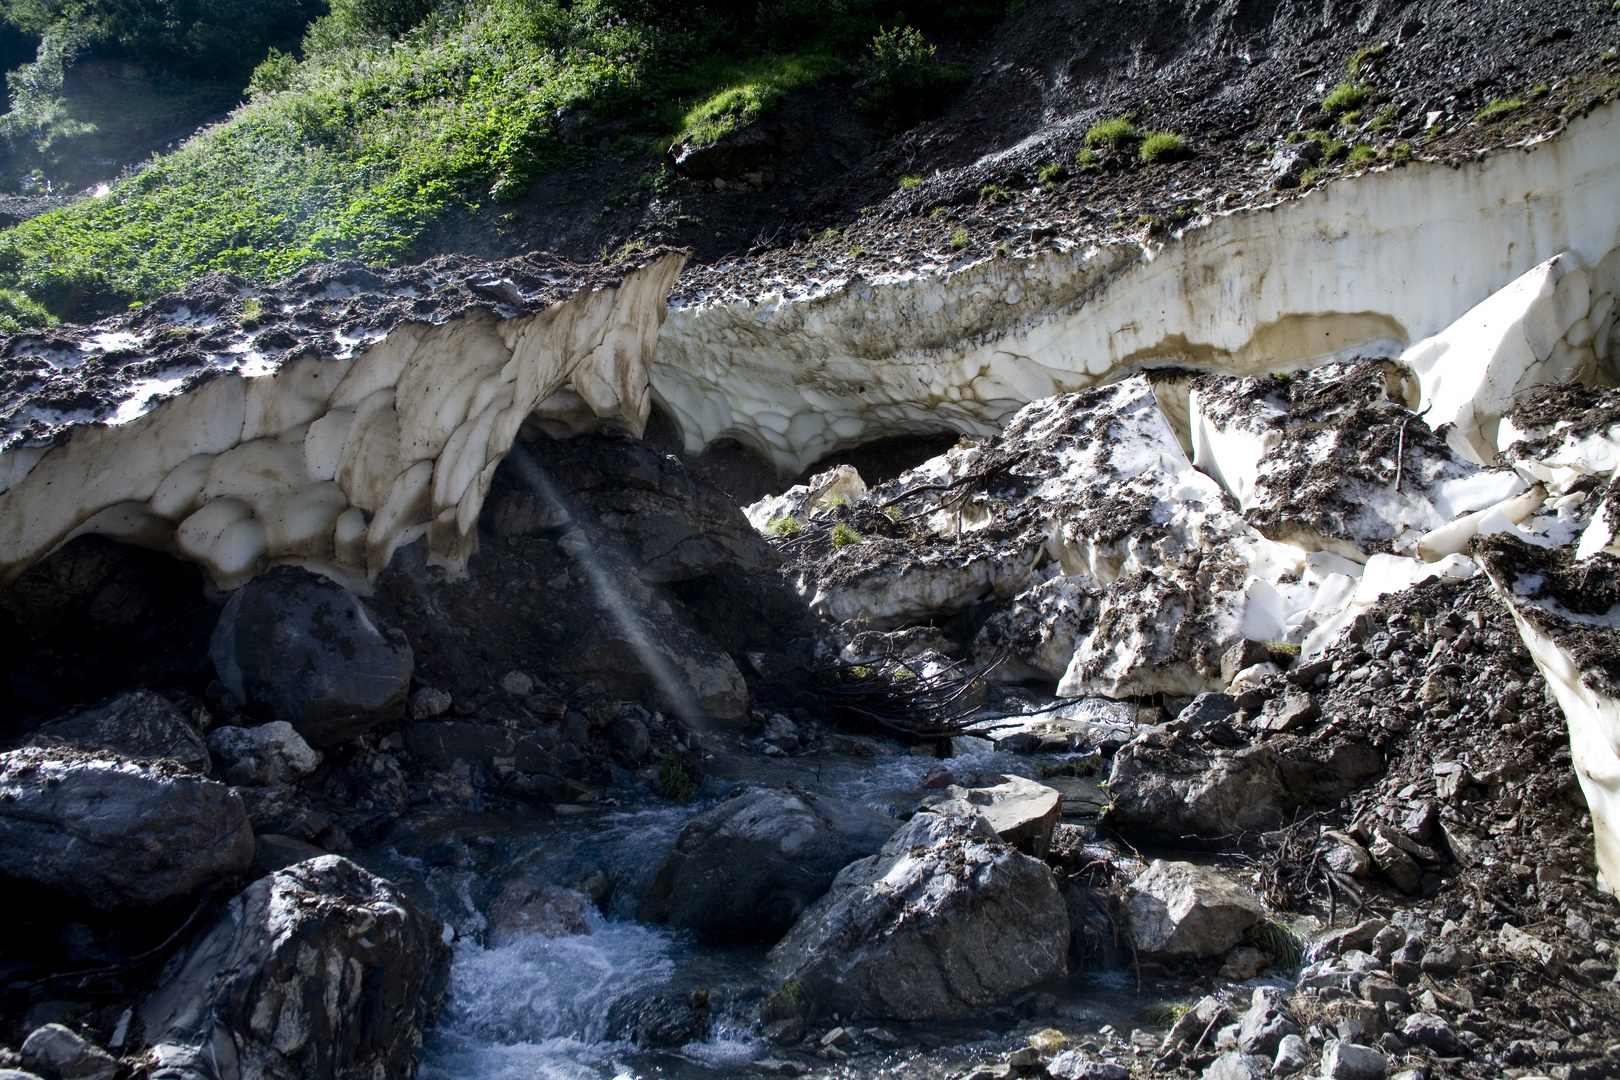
(1367, 834), (1422, 893)
(210, 566), (414, 748)
(642, 786), (897, 941)
(409, 687), (452, 720)
(1320, 1039), (1386, 1080)
(1237, 989), (1300, 1057)
(19, 1025), (116, 1080)
(919, 764), (955, 790)
(487, 882), (592, 946)
(0, 748), (254, 908)
(1203, 1051), (1267, 1080)
(918, 773), (1062, 856)
(27, 691), (209, 772)
(1047, 1052), (1128, 1080)
(1272, 1033), (1309, 1076)
(819, 1028), (851, 1048)
(1497, 922), (1562, 969)
(206, 721), (323, 786)
(140, 855), (450, 1080)
(768, 812), (1068, 1020)
(1256, 691), (1321, 734)
(1124, 860), (1264, 960)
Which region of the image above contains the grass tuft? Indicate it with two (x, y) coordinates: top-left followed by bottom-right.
(1248, 918), (1305, 970)
(830, 523), (862, 548)
(1084, 114), (1141, 151)
(766, 516), (803, 537)
(949, 227), (969, 249)
(1476, 97), (1526, 122)
(1321, 82), (1372, 116)
(1139, 131), (1189, 163)
(655, 754), (700, 800)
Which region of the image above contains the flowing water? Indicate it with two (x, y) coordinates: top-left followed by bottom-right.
(356, 740), (1184, 1080)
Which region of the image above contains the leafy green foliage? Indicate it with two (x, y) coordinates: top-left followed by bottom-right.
(0, 285), (52, 331)
(1320, 82), (1371, 116)
(854, 24), (965, 128)
(1084, 114), (1140, 151)
(829, 522), (861, 548)
(1138, 130), (1187, 163)
(766, 515), (803, 537)
(1476, 97), (1526, 121)
(676, 51), (844, 146)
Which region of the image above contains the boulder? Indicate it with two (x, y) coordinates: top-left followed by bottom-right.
(206, 722), (323, 787)
(1236, 988), (1300, 1057)
(1124, 860), (1264, 960)
(210, 566), (413, 748)
(603, 991), (709, 1047)
(1174, 692), (1238, 732)
(486, 882), (592, 946)
(1202, 1052), (1266, 1080)
(139, 856), (450, 1080)
(19, 1025), (117, 1080)
(918, 774), (1061, 856)
(1321, 1040), (1386, 1080)
(767, 812), (1069, 1020)
(27, 691), (209, 772)
(0, 748), (254, 908)
(1047, 1053), (1129, 1080)
(642, 787), (898, 941)
(1273, 1034), (1309, 1076)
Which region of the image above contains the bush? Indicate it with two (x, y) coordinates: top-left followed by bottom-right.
(325, 0), (437, 38)
(0, 286), (53, 332)
(854, 24), (965, 128)
(676, 52), (845, 146)
(1321, 82), (1371, 116)
(1084, 115), (1140, 151)
(830, 523), (861, 548)
(949, 227), (968, 249)
(1138, 131), (1188, 163)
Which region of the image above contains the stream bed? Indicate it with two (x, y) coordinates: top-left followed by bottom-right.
(355, 739), (1202, 1080)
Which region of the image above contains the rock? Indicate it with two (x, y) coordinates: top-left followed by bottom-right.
(19, 1025), (116, 1080)
(1237, 990), (1300, 1057)
(607, 715), (650, 765)
(0, 1071), (44, 1080)
(1220, 945), (1269, 980)
(1357, 976), (1410, 1011)
(27, 691), (209, 772)
(1417, 941), (1461, 976)
(206, 722), (323, 786)
(1124, 860), (1264, 960)
(1162, 996), (1233, 1050)
(1321, 1039), (1386, 1080)
(408, 687), (452, 720)
(252, 833), (326, 876)
(1223, 641), (1274, 684)
(500, 670), (534, 696)
(1497, 922), (1562, 969)
(1047, 1053), (1128, 1080)
(1315, 919), (1386, 957)
(0, 748), (253, 908)
(1319, 830), (1372, 877)
(486, 882), (592, 946)
(819, 1027), (852, 1048)
(642, 787), (898, 941)
(1175, 693), (1238, 732)
(1256, 691), (1320, 734)
(918, 774), (1061, 856)
(1203, 1052), (1266, 1080)
(919, 764), (955, 790)
(768, 812), (1069, 1020)
(1108, 739), (1288, 840)
(1272, 1033), (1309, 1076)
(1367, 835), (1421, 893)
(210, 566), (413, 748)
(603, 991), (709, 1047)
(140, 855), (450, 1080)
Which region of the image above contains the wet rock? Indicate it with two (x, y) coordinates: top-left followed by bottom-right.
(1315, 919), (1386, 957)
(919, 764), (955, 789)
(1108, 738), (1288, 840)
(210, 566), (413, 748)
(1319, 830), (1372, 877)
(643, 786), (897, 941)
(768, 812), (1068, 1020)
(1047, 1052), (1128, 1080)
(1162, 996), (1233, 1051)
(1175, 692), (1238, 732)
(917, 774), (1061, 856)
(486, 882), (592, 946)
(27, 691), (209, 772)
(570, 612), (749, 723)
(206, 721), (322, 786)
(603, 991), (709, 1047)
(0, 748), (253, 908)
(1202, 1052), (1266, 1080)
(1321, 1039), (1385, 1080)
(252, 833), (326, 876)
(19, 1025), (116, 1080)
(1124, 860), (1264, 960)
(1237, 988), (1300, 1057)
(139, 855), (450, 1080)
(1218, 945), (1268, 980)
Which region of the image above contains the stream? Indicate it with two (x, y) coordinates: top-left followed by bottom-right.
(355, 738), (1195, 1080)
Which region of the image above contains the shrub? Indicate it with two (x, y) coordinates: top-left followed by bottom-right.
(324, 0), (436, 39)
(1248, 918), (1305, 970)
(949, 227), (968, 249)
(1084, 114), (1140, 151)
(0, 287), (54, 333)
(1074, 147), (1100, 171)
(830, 523), (861, 548)
(655, 754), (700, 800)
(855, 25), (966, 128)
(899, 173), (924, 187)
(766, 515), (803, 537)
(1138, 131), (1188, 163)
(1321, 82), (1372, 116)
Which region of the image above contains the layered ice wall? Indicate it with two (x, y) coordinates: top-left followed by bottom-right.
(652, 102), (1620, 474)
(0, 253), (685, 590)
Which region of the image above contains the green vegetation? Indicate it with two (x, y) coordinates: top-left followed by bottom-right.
(1248, 918), (1305, 970)
(1476, 97), (1526, 121)
(1346, 42), (1388, 78)
(830, 522), (862, 548)
(899, 172), (924, 187)
(655, 753), (699, 799)
(1084, 114), (1140, 151)
(237, 295), (263, 322)
(1143, 1002), (1190, 1027)
(978, 181), (1009, 203)
(1074, 147), (1100, 171)
(1138, 130), (1187, 163)
(1346, 143), (1378, 164)
(1036, 160), (1065, 183)
(1320, 82), (1372, 116)
(993, 240), (1010, 256)
(949, 227), (968, 249)
(766, 515), (803, 537)
(0, 0), (1010, 320)
(0, 285), (52, 332)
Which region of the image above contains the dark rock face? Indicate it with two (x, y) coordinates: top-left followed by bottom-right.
(139, 855), (451, 1080)
(211, 566), (414, 748)
(486, 881), (592, 946)
(0, 748), (254, 908)
(603, 990), (710, 1047)
(642, 786), (897, 941)
(768, 812), (1068, 1020)
(26, 690), (209, 772)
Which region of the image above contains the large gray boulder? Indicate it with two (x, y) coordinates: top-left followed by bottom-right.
(0, 748), (254, 908)
(917, 774), (1061, 856)
(140, 856), (451, 1080)
(767, 812), (1069, 1020)
(206, 722), (323, 787)
(642, 786), (898, 941)
(27, 690), (209, 772)
(1124, 860), (1265, 960)
(210, 566), (414, 748)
